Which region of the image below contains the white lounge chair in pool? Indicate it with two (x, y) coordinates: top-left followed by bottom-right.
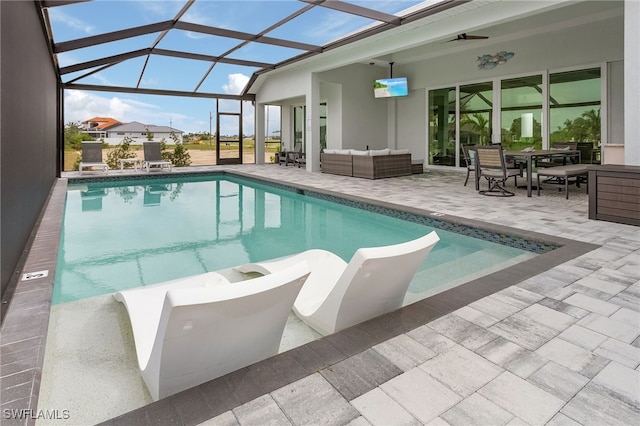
(236, 231), (440, 336)
(142, 141), (172, 172)
(113, 262), (310, 401)
(78, 142), (109, 174)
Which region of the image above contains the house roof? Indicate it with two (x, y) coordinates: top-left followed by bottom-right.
(82, 117), (122, 130)
(107, 121), (182, 134)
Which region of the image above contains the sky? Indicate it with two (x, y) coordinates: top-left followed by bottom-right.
(48, 0), (429, 135)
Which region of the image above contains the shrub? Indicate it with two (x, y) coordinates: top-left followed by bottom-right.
(72, 154), (81, 171)
(166, 132), (191, 167)
(106, 136), (136, 169)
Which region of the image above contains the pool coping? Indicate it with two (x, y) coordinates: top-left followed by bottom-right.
(0, 171), (599, 426)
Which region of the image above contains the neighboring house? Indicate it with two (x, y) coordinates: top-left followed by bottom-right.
(80, 117), (122, 139)
(91, 120), (184, 145)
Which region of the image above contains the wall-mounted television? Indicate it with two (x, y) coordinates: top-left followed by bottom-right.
(373, 77), (408, 98)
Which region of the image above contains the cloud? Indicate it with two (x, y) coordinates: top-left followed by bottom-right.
(64, 90), (160, 125)
(217, 74), (253, 134)
(137, 0), (184, 17)
(223, 73), (250, 95)
(48, 9), (94, 35)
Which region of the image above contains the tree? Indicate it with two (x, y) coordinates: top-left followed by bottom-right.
(581, 109), (601, 142)
(159, 133), (191, 167)
(551, 108), (601, 143)
(64, 121), (94, 150)
(460, 113), (490, 145)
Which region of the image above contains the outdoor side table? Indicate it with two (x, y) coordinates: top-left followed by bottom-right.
(119, 158), (140, 171)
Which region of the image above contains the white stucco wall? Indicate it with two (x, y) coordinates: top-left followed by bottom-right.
(625, 0), (639, 165)
(319, 64), (389, 150)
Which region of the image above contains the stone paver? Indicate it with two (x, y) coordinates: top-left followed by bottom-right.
(594, 338), (640, 368)
(563, 292), (620, 316)
(427, 314), (499, 350)
(561, 381), (640, 426)
(372, 334), (437, 372)
(271, 374), (360, 426)
(577, 313), (640, 343)
(518, 303), (577, 332)
(419, 345), (503, 397)
(478, 371), (565, 425)
(468, 295), (521, 321)
(380, 368), (462, 424)
(476, 337), (547, 378)
(351, 388), (420, 426)
(557, 324), (608, 351)
(489, 314), (558, 351)
(537, 337), (609, 378)
(591, 361), (640, 404)
(441, 393), (514, 425)
(526, 361), (590, 401)
(232, 395), (292, 426)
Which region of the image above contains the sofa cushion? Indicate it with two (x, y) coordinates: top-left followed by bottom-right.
(389, 149), (410, 155)
(335, 149), (351, 155)
(350, 149), (370, 156)
(370, 148), (391, 156)
(323, 148), (336, 154)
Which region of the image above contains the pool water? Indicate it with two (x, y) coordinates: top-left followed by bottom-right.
(54, 175), (536, 305)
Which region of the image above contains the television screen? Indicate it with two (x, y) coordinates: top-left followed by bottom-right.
(373, 77), (408, 98)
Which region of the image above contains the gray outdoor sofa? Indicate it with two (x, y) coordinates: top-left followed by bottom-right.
(320, 149), (412, 179)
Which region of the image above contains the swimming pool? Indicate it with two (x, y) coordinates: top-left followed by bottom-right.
(54, 173), (541, 305)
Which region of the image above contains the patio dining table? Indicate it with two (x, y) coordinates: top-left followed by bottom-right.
(504, 149), (580, 197)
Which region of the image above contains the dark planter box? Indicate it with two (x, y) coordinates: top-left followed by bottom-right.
(588, 164), (640, 226)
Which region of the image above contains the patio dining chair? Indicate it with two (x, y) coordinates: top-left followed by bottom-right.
(461, 144), (476, 189)
(536, 142), (579, 169)
(476, 145), (521, 197)
(279, 142), (303, 166)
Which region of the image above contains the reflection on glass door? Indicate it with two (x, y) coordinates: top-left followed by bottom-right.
(501, 75), (543, 150)
(428, 87), (456, 166)
(549, 68), (600, 162)
(459, 82), (493, 147)
(293, 105), (305, 152)
(320, 102), (327, 152)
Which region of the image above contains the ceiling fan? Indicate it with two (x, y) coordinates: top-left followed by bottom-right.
(447, 33), (489, 42)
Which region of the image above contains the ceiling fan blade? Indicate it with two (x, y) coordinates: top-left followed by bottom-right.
(446, 33), (489, 42)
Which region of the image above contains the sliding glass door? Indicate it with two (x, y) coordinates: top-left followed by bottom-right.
(293, 105), (305, 151)
(426, 66), (601, 167)
(460, 82), (493, 146)
(549, 68), (601, 162)
(500, 75), (543, 150)
(428, 87), (456, 166)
